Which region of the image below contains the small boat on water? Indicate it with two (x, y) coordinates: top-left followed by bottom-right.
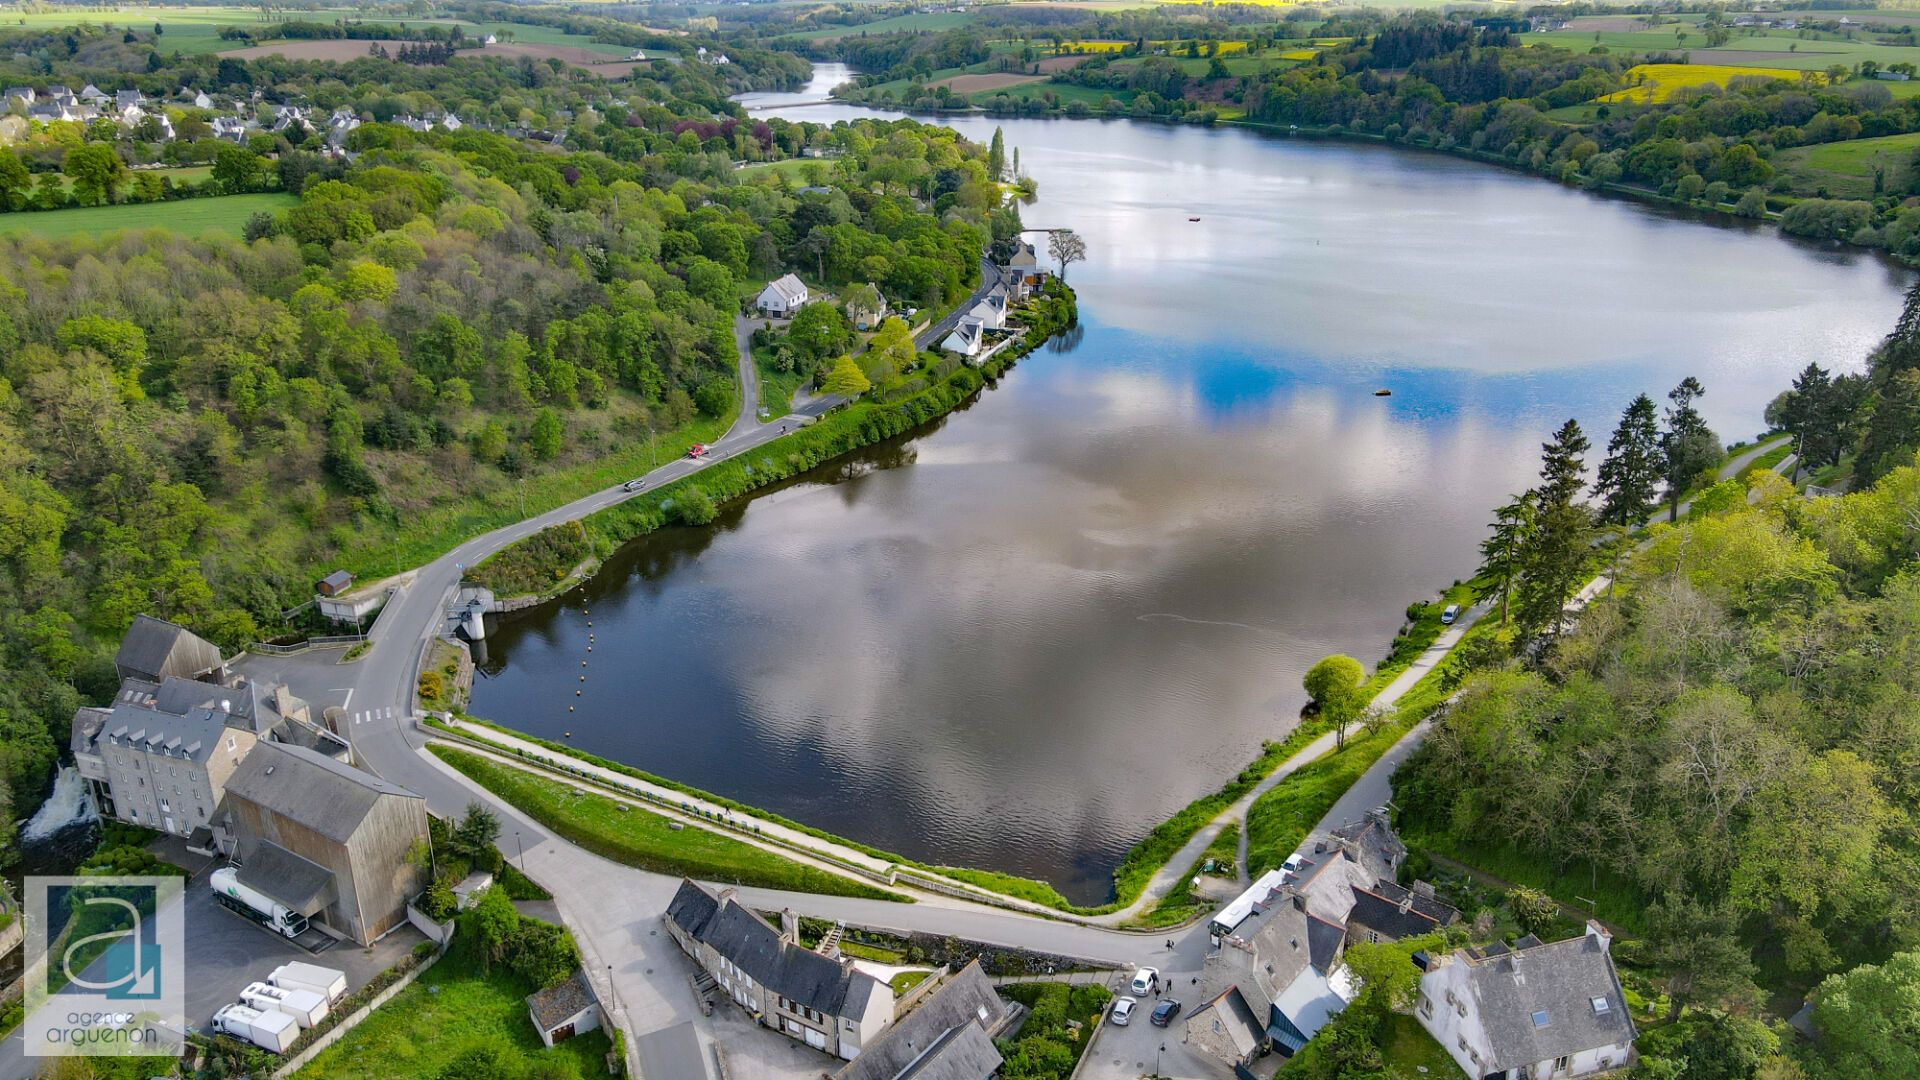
(1374, 389), (1392, 397)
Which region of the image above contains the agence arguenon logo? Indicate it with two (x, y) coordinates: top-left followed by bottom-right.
(23, 875), (185, 1058)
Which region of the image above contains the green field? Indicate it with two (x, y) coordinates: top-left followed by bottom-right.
(1775, 130), (1920, 197)
(786, 11), (976, 40)
(0, 193), (295, 239)
(429, 746), (905, 900)
(294, 947), (610, 1080)
(1526, 25), (1920, 72)
(0, 5), (382, 54)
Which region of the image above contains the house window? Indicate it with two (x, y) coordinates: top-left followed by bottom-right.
(1555, 1056), (1571, 1074)
(1366, 930), (1380, 943)
(1419, 995), (1433, 1018)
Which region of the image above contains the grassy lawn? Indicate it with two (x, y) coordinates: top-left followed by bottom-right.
(1128, 823), (1241, 929)
(890, 970), (933, 993)
(838, 940), (905, 964)
(0, 193), (296, 239)
(967, 80), (1131, 107)
(1774, 131), (1920, 198)
(430, 746), (905, 901)
(1361, 581), (1478, 695)
(294, 947), (609, 1080)
(1381, 1012), (1464, 1079)
(737, 158), (831, 183)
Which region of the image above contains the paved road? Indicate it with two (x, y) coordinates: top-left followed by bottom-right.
(915, 257), (1001, 350)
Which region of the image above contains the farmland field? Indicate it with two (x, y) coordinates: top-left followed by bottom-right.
(933, 72), (1049, 93)
(1774, 131), (1920, 198)
(218, 37), (646, 75)
(786, 11), (975, 39)
(0, 4), (388, 54)
(1600, 63), (1818, 103)
(0, 193), (296, 239)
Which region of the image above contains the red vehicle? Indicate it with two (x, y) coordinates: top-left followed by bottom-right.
(687, 443), (710, 459)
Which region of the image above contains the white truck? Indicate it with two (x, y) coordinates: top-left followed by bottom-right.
(211, 866), (310, 940)
(212, 1003), (298, 1053)
(269, 962), (348, 1005)
(240, 981), (329, 1028)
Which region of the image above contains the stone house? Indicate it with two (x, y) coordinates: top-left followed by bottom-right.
(1416, 923), (1636, 1080)
(832, 960), (1010, 1080)
(1189, 885), (1352, 1061)
(664, 879), (893, 1060)
(527, 971), (602, 1047)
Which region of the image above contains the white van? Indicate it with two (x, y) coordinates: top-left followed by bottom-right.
(1440, 604), (1461, 626)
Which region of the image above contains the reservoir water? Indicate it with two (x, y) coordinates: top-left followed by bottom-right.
(471, 66), (1913, 903)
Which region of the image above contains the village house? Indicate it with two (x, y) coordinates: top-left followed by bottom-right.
(1189, 884), (1353, 1062)
(845, 283), (888, 330)
(213, 741), (429, 946)
(939, 317), (985, 359)
(1185, 986), (1270, 1073)
(1416, 923), (1637, 1080)
(756, 273), (811, 317)
(664, 879), (894, 1060)
(961, 291), (1007, 332)
(4, 87), (34, 108)
(80, 84), (108, 104)
(832, 960), (1011, 1080)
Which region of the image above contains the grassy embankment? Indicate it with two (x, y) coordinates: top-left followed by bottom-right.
(0, 193), (297, 238)
(431, 746), (904, 900)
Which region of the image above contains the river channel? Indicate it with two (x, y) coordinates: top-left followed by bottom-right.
(470, 66), (1912, 904)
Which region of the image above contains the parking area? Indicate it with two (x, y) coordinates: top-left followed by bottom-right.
(1076, 961), (1243, 1080)
(172, 855), (425, 1030)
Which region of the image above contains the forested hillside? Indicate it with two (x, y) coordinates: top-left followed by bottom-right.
(0, 33), (1010, 856)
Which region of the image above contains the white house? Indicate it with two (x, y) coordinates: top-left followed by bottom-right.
(940, 317), (984, 359)
(962, 292), (1006, 331)
(756, 273), (810, 317)
(1416, 923), (1637, 1080)
(846, 283), (887, 330)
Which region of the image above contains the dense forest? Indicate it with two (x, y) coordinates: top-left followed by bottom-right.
(1380, 282), (1920, 1077)
(0, 27), (1014, 859)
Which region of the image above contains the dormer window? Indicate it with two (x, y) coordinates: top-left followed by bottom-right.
(1532, 1009), (1551, 1028)
(1591, 996), (1611, 1015)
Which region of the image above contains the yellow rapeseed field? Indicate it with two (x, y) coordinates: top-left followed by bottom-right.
(1600, 63), (1817, 104)
(1280, 48), (1322, 60)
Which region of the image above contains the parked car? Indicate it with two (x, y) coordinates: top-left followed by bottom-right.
(1150, 999), (1182, 1027)
(1129, 967), (1159, 996)
(622, 479), (646, 492)
(1110, 997), (1138, 1026)
(687, 444), (710, 459)
(1440, 603), (1461, 625)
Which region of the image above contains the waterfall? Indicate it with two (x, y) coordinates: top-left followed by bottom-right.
(21, 766), (97, 842)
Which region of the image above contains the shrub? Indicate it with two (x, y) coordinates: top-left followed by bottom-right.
(673, 487), (718, 526)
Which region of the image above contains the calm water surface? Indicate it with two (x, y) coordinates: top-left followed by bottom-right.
(472, 68), (1912, 902)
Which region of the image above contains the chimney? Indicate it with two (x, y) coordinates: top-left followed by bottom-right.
(717, 887), (738, 907)
(779, 907), (798, 943)
(1585, 920), (1612, 950)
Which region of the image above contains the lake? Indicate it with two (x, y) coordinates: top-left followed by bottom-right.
(470, 66), (1912, 903)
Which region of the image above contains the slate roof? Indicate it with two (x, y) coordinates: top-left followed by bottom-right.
(235, 840), (335, 915)
(1457, 930), (1636, 1071)
(1348, 881), (1459, 941)
(88, 699), (240, 765)
(114, 615), (223, 683)
(635, 1020), (710, 1079)
(834, 961), (1007, 1080)
(665, 879), (883, 1018)
(760, 273), (808, 307)
(224, 742), (420, 843)
(894, 1022), (1003, 1080)
(527, 971), (597, 1030)
(1306, 914), (1346, 974)
(1190, 986), (1265, 1060)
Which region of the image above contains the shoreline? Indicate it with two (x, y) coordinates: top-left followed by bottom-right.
(819, 94), (1916, 269)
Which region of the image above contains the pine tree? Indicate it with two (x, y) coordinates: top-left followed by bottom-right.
(988, 127), (1006, 182)
(1594, 393), (1662, 526)
(1478, 492), (1536, 626)
(1515, 419), (1594, 633)
(1661, 377), (1721, 522)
